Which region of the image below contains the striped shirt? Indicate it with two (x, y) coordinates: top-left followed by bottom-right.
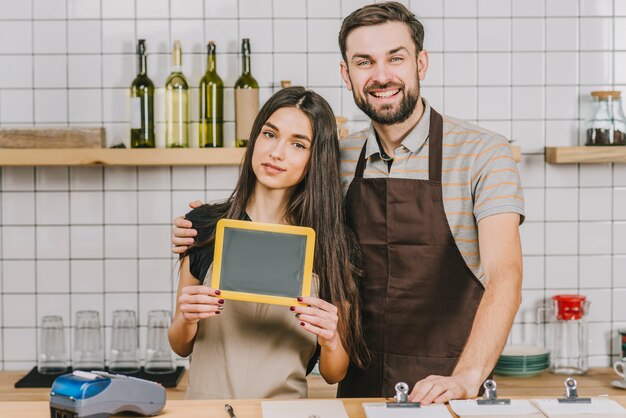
(339, 99), (525, 285)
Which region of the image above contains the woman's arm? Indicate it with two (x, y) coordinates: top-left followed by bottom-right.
(295, 296), (349, 384)
(168, 257), (223, 357)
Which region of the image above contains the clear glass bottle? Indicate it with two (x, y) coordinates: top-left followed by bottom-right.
(165, 40), (189, 148)
(234, 38), (259, 148)
(547, 295), (589, 375)
(199, 41), (224, 148)
(586, 90), (626, 146)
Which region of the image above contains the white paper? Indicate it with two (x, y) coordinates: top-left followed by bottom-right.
(449, 399), (544, 417)
(362, 402), (452, 418)
(261, 399), (349, 418)
(533, 398), (626, 417)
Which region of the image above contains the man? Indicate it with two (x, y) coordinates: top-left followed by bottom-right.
(172, 2), (523, 405)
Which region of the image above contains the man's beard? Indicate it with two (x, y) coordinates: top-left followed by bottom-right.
(353, 78), (420, 125)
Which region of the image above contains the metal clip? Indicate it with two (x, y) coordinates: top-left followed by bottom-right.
(558, 377), (591, 404)
(476, 379), (511, 405)
(386, 382), (420, 408)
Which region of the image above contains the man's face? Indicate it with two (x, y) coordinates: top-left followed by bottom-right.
(341, 22), (428, 125)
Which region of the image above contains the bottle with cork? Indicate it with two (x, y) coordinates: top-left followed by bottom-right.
(165, 40), (189, 148)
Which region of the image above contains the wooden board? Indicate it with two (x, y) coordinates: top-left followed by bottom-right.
(0, 128), (105, 148)
(546, 146), (626, 164)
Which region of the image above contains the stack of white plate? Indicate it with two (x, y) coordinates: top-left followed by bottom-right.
(494, 345), (550, 377)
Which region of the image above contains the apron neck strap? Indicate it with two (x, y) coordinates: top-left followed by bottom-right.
(353, 108), (445, 181)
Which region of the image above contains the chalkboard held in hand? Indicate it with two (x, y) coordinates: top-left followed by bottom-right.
(211, 219), (315, 307)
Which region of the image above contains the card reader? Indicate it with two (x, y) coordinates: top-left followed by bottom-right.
(49, 370), (166, 418)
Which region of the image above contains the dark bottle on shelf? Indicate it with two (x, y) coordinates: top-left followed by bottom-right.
(199, 41), (224, 148)
(130, 39), (155, 148)
(234, 38), (259, 148)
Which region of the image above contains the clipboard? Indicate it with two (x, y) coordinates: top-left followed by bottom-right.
(211, 219), (316, 306)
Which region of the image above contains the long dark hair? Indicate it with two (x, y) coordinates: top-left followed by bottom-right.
(183, 86), (369, 369)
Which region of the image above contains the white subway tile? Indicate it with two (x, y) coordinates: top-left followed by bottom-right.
(138, 167), (171, 190)
(205, 0), (237, 18)
(520, 221), (545, 256)
(616, 18), (626, 50)
(546, 164), (578, 188)
(171, 167), (205, 191)
(204, 22), (238, 57)
(2, 192), (35, 225)
(0, 90), (33, 124)
(513, 120), (544, 153)
(478, 87), (511, 120)
(615, 222), (626, 255)
(171, 20), (204, 56)
(518, 155), (545, 188)
(273, 20), (306, 53)
(580, 52), (612, 86)
(512, 52), (544, 86)
(615, 188), (626, 221)
(0, 55), (33, 89)
(105, 225), (138, 258)
(103, 20), (135, 54)
(315, 87), (341, 115)
(136, 20), (170, 55)
(138, 225), (171, 258)
(0, 21), (32, 54)
(422, 18), (443, 52)
(581, 0), (613, 16)
(36, 226), (69, 259)
(104, 167), (137, 190)
(105, 191), (137, 224)
(522, 255), (544, 289)
(70, 226), (104, 259)
(139, 259), (173, 293)
(3, 260), (36, 293)
(444, 87), (477, 120)
(36, 260), (70, 293)
(478, 120), (510, 138)
(523, 188), (544, 222)
(580, 18), (613, 51)
(69, 89), (102, 123)
(579, 164), (612, 187)
(273, 0), (306, 18)
(170, 0), (203, 18)
(68, 0), (99, 18)
(444, 53), (477, 85)
(102, 0), (134, 18)
(273, 54), (307, 87)
(546, 52), (578, 86)
(36, 192), (69, 225)
(34, 90), (68, 123)
(512, 19), (544, 51)
(545, 222), (578, 255)
(478, 0), (510, 16)
(580, 188), (612, 221)
(239, 0), (272, 18)
(516, 289), (545, 323)
(3, 329), (37, 361)
(139, 293), (174, 326)
(33, 0), (64, 19)
(239, 20), (273, 53)
(580, 255), (612, 289)
(103, 54), (135, 88)
(36, 168), (68, 191)
(616, 0), (626, 14)
(478, 53), (510, 86)
(444, 19), (477, 51)
(546, 86), (579, 120)
(444, 0), (476, 17)
(2, 226), (35, 259)
(136, 0), (168, 18)
(307, 0), (340, 18)
(545, 120), (579, 147)
(546, 255), (578, 288)
(71, 260), (104, 293)
(512, 0), (545, 16)
(410, 0), (443, 17)
(104, 294), (138, 326)
(307, 53), (342, 87)
(103, 89), (129, 123)
(308, 19), (341, 53)
(588, 322), (612, 356)
(3, 295), (37, 327)
(68, 20), (101, 54)
(546, 18), (578, 51)
(579, 222), (612, 255)
(248, 53), (273, 88)
(206, 189), (233, 204)
(37, 295), (71, 332)
(138, 191), (171, 224)
(478, 19), (510, 52)
(2, 167), (35, 191)
(512, 87), (544, 120)
(341, 0), (373, 18)
(172, 190), (205, 220)
(614, 289), (626, 320)
(34, 56), (67, 89)
(616, 53), (626, 84)
(341, 89), (368, 122)
(546, 0), (578, 16)
(614, 256), (626, 288)
(104, 259), (138, 292)
(34, 21), (65, 54)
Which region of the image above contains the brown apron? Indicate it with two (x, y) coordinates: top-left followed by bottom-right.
(338, 108), (485, 398)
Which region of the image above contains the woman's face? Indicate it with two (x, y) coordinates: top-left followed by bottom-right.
(252, 107), (313, 192)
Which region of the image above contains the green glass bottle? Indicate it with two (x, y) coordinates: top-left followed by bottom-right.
(165, 40), (189, 148)
(130, 39), (155, 148)
(199, 41), (224, 148)
(234, 38), (259, 148)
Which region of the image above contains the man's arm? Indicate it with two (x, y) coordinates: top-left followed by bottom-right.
(409, 212), (522, 404)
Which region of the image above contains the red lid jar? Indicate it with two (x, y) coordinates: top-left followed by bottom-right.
(552, 294), (587, 320)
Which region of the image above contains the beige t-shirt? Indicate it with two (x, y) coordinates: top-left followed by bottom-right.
(185, 265), (318, 399)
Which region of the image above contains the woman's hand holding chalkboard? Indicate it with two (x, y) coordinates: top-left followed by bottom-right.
(292, 296), (340, 350)
(178, 285), (224, 324)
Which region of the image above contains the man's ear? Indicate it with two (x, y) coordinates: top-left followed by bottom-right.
(340, 61), (353, 91)
(417, 49), (429, 81)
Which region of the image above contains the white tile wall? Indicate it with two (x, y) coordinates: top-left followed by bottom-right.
(1, 0), (626, 369)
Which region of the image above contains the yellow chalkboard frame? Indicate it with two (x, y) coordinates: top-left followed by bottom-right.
(211, 219), (315, 306)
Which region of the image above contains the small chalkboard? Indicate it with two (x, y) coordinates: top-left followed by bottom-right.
(211, 219), (316, 306)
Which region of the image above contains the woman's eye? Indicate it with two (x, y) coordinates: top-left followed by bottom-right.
(263, 131), (276, 139)
(293, 142), (307, 150)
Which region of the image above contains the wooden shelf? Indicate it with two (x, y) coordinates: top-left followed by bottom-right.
(546, 146), (626, 164)
(0, 148), (246, 166)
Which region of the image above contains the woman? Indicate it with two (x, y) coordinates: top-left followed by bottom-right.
(168, 87), (368, 399)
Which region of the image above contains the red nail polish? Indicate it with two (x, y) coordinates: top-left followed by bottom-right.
(297, 297), (303, 302)
(216, 311), (221, 315)
(215, 289), (221, 295)
(218, 299), (224, 304)
(300, 322), (305, 327)
(290, 306), (295, 311)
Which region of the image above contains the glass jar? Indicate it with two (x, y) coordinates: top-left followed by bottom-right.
(586, 90), (626, 145)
